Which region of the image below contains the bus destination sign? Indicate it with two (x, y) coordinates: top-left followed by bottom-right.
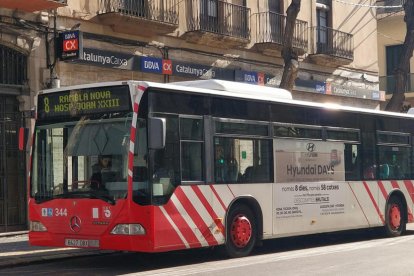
(37, 85), (131, 119)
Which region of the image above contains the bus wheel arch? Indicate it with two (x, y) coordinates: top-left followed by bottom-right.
(384, 191), (407, 237)
(224, 196), (263, 258)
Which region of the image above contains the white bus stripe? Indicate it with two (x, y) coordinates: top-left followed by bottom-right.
(200, 186), (227, 218)
(170, 194), (209, 247)
(352, 181), (380, 225)
(159, 206), (190, 249)
(129, 141), (135, 154)
(183, 187), (224, 243)
(211, 185), (234, 207)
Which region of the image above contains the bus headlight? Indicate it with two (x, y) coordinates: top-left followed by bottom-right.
(110, 224), (146, 235)
(29, 221), (47, 232)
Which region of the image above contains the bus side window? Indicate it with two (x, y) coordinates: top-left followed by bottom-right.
(345, 144), (360, 181)
(214, 137), (272, 184)
(378, 147), (411, 180)
(180, 117), (204, 182)
(214, 138), (240, 183)
(362, 157), (376, 180)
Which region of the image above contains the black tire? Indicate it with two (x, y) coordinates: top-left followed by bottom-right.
(384, 196), (406, 237)
(224, 204), (257, 258)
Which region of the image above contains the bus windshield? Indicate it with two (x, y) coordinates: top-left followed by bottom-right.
(31, 116), (148, 204)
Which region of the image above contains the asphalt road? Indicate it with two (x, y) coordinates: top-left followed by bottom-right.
(1, 227), (414, 276)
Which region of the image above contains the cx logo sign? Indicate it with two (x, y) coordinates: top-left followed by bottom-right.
(162, 60), (172, 75)
(257, 72), (265, 86)
(63, 39), (79, 52)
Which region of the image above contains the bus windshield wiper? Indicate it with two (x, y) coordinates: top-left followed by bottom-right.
(54, 191), (116, 205)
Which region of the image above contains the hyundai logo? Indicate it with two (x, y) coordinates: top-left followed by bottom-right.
(306, 143), (315, 152)
(70, 216), (82, 233)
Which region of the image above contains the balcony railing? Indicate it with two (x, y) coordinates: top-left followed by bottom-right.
(311, 26), (353, 60)
(98, 0), (178, 25)
(254, 11), (308, 52)
(380, 74), (414, 95)
(186, 0), (250, 40)
(376, 0), (405, 15)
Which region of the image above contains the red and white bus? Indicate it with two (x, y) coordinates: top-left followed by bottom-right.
(29, 80), (414, 257)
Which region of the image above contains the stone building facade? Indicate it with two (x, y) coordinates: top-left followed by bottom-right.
(0, 0), (381, 231)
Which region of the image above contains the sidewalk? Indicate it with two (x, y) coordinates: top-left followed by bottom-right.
(0, 231), (112, 269)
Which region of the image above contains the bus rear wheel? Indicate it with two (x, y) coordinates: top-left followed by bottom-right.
(384, 196), (406, 237)
(225, 204), (256, 258)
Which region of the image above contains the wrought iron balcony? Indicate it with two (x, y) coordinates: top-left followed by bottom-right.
(96, 0), (178, 36)
(380, 74), (414, 95)
(0, 0), (67, 12)
(309, 26), (353, 65)
(253, 11), (308, 55)
(376, 0), (405, 17)
(184, 0), (250, 47)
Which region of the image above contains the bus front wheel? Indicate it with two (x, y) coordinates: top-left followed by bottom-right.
(225, 204), (256, 258)
(384, 196), (406, 237)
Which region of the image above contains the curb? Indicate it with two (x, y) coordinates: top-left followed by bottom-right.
(0, 231), (28, 238)
(0, 249), (114, 269)
(0, 232), (115, 269)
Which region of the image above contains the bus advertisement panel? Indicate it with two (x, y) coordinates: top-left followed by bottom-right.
(275, 139), (345, 183)
(273, 139), (347, 233)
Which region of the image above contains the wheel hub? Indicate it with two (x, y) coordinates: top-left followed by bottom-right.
(389, 204), (401, 230)
(230, 215), (252, 248)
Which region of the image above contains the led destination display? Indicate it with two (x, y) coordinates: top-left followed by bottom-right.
(37, 85), (131, 119)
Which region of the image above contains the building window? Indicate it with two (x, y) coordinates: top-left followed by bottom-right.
(385, 44), (409, 92)
(0, 45), (27, 86)
(316, 8), (329, 45)
(269, 0), (282, 13)
(386, 44), (405, 75)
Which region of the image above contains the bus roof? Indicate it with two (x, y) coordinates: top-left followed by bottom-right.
(38, 80), (414, 120)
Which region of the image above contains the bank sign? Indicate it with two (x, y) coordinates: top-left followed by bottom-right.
(58, 30), (83, 61)
(76, 48), (140, 70)
(141, 57), (172, 75)
(66, 48), (383, 101)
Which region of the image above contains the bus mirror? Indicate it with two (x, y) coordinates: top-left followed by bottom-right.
(148, 117), (166, 149)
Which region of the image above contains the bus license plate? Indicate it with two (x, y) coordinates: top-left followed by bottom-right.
(65, 238), (99, 248)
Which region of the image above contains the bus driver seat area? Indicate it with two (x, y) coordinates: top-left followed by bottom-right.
(90, 155), (121, 190)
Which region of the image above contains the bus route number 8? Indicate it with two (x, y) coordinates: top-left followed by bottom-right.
(44, 97), (50, 113)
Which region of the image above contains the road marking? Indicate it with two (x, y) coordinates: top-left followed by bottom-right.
(120, 235), (414, 276)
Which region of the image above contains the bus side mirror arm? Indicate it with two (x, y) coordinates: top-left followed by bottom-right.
(148, 117), (166, 150)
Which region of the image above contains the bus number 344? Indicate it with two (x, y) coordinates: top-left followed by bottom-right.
(55, 208), (68, 217)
